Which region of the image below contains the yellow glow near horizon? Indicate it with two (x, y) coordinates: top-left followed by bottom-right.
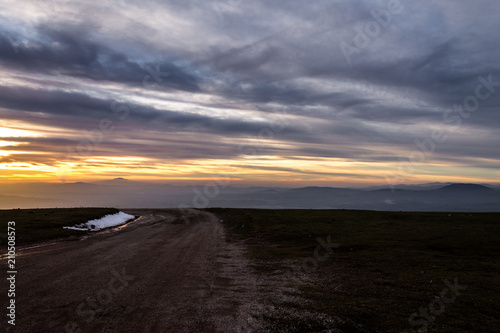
(0, 137), (498, 186)
(0, 126), (37, 138)
(0, 116), (480, 187)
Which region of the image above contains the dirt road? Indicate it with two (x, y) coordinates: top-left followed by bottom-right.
(1, 209), (261, 333)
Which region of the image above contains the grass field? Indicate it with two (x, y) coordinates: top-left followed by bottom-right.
(0, 208), (119, 245)
(208, 208), (500, 333)
(2, 207), (498, 332)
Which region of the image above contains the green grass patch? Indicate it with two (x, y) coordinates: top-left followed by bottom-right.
(208, 208), (500, 333)
(0, 207), (119, 245)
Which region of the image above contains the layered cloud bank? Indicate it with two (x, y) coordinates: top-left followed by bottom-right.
(0, 0), (499, 186)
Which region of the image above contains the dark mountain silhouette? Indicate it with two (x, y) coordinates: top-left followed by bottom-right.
(0, 182), (498, 211)
(437, 183), (494, 192)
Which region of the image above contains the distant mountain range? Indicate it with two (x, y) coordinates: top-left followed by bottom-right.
(0, 181), (498, 212)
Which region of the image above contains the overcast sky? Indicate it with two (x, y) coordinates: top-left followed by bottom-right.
(0, 0), (499, 186)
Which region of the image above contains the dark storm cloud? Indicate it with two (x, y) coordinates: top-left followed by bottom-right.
(0, 23), (200, 92)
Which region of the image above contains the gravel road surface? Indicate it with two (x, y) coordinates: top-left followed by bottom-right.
(1, 209), (261, 333)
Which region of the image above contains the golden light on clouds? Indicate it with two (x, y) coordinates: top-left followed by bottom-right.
(1, 135), (497, 186)
(0, 126), (36, 138)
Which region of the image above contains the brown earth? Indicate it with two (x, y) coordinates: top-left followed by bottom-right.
(1, 209), (263, 333)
